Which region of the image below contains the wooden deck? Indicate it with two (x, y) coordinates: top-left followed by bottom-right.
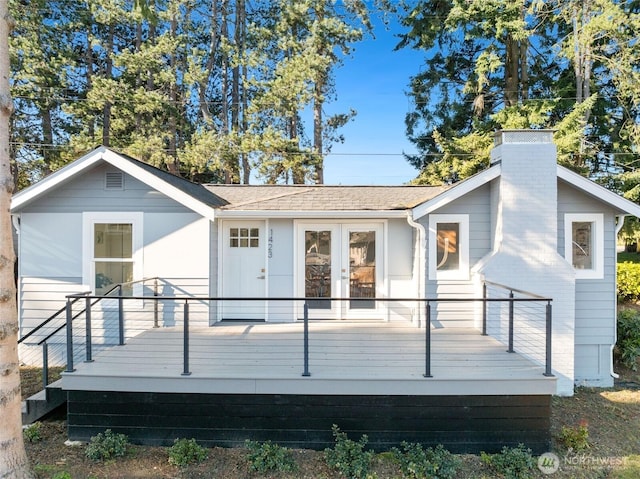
(62, 321), (556, 396)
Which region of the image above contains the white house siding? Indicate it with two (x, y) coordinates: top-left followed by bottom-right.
(423, 185), (492, 328)
(558, 182), (617, 387)
(18, 212), (85, 336)
(16, 163), (213, 364)
(387, 218), (418, 322)
(266, 219), (296, 321)
(143, 212), (211, 327)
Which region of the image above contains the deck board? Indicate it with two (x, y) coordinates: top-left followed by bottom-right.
(62, 321), (556, 395)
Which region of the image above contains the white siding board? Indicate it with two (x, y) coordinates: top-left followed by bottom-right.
(266, 219), (295, 321)
(558, 183), (617, 349)
(20, 213), (83, 277)
(144, 213), (209, 278)
(420, 184), (491, 328)
(387, 219), (413, 277)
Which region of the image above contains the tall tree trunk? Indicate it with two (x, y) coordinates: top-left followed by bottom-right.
(166, 14), (180, 175)
(86, 26), (94, 140)
(220, 0), (232, 183)
(103, 23), (114, 147)
(41, 106), (54, 176)
(504, 34), (520, 107)
(241, 62), (250, 184)
(312, 3), (325, 185)
(0, 0), (34, 476)
(313, 76), (324, 184)
(199, 0), (218, 125)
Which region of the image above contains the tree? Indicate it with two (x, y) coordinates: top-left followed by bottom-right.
(399, 0), (640, 185)
(0, 0), (34, 476)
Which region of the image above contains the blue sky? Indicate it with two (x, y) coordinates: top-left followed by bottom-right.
(322, 14), (424, 185)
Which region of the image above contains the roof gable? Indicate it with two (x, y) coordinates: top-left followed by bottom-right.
(11, 147), (225, 220)
(557, 166), (640, 217)
(412, 164), (502, 219)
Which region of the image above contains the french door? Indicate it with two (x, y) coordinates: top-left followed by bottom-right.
(297, 223), (384, 319)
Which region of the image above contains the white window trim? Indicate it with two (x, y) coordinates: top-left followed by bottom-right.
(428, 214), (469, 280)
(82, 212), (144, 294)
(564, 213), (604, 279)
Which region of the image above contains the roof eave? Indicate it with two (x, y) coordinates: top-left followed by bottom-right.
(11, 147), (217, 222)
(411, 164), (502, 220)
(215, 209), (410, 219)
(11, 146), (109, 212)
(557, 165), (640, 218)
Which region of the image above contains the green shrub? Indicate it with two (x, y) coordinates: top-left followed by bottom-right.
(618, 262), (640, 302)
(245, 440), (296, 473)
(616, 309), (640, 370)
(392, 442), (459, 479)
(167, 438), (208, 467)
(52, 472), (72, 479)
(557, 421), (590, 451)
(480, 444), (535, 479)
(324, 425), (375, 479)
(85, 429), (129, 462)
(24, 422), (43, 443)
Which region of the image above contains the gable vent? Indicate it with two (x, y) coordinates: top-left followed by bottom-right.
(105, 171), (124, 190)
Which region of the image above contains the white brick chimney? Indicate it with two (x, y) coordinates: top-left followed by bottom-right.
(476, 130), (576, 395)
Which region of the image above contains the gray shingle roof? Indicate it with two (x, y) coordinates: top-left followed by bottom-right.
(202, 185), (449, 211)
(116, 151), (229, 208)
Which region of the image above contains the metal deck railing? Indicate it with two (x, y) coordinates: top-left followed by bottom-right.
(19, 278), (554, 392)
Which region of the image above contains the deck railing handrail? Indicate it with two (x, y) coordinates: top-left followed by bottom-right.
(18, 292), (92, 345)
(483, 280), (548, 300)
(20, 278), (161, 390)
(58, 289), (554, 388)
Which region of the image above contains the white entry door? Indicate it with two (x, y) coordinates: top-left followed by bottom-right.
(297, 223), (384, 319)
(221, 221), (266, 320)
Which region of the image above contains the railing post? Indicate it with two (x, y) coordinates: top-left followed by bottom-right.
(482, 282), (488, 336)
(507, 290), (515, 353)
(302, 303), (311, 377)
(65, 299), (75, 372)
(118, 286), (125, 346)
(182, 300), (191, 376)
(153, 278), (159, 328)
(42, 342), (49, 390)
(544, 301), (554, 377)
(85, 296), (93, 362)
(424, 300), (432, 378)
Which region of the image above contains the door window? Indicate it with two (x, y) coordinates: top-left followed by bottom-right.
(305, 230), (332, 309)
(349, 230), (376, 309)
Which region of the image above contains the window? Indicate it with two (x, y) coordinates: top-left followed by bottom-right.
(83, 213), (143, 294)
(230, 227), (259, 248)
(565, 213), (604, 279)
(429, 214), (469, 280)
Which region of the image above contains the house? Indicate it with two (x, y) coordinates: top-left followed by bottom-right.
(12, 130), (640, 452)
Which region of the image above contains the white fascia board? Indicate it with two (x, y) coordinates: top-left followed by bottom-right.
(100, 149), (216, 221)
(11, 147), (217, 222)
(557, 165), (640, 218)
(215, 209), (409, 219)
(11, 146), (109, 212)
(411, 164), (501, 220)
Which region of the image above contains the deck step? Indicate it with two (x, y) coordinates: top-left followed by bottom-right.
(22, 380), (66, 424)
